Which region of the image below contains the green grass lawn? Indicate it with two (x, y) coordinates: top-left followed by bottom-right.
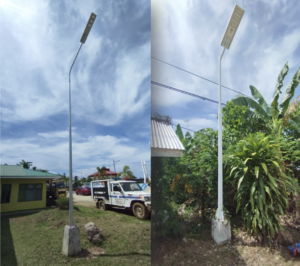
(1, 206), (151, 266)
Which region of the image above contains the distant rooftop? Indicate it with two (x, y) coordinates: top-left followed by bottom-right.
(0, 165), (60, 179)
(88, 168), (118, 177)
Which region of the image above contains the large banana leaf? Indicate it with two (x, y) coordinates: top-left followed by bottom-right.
(249, 85), (272, 115)
(176, 124), (184, 142)
(284, 94), (300, 122)
(279, 67), (300, 118)
(271, 62), (289, 119)
(232, 96), (270, 120)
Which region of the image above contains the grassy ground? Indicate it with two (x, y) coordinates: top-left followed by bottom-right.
(1, 205), (151, 266)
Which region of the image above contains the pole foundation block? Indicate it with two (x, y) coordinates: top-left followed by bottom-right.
(62, 225), (81, 256)
(211, 218), (231, 245)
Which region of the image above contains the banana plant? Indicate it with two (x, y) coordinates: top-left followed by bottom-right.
(175, 124), (192, 149)
(232, 62), (300, 135)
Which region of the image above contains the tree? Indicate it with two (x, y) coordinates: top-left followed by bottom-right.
(92, 166), (108, 180)
(61, 173), (69, 185)
(119, 165), (134, 179)
(87, 176), (93, 182)
(232, 63), (300, 135)
(223, 101), (268, 145)
(32, 166), (49, 172)
(17, 160), (32, 169)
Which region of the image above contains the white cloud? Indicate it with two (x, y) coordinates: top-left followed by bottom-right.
(38, 130), (69, 139)
(0, 0), (150, 127)
(0, 133), (150, 177)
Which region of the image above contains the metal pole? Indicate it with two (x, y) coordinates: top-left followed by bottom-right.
(68, 43), (83, 227)
(216, 47), (226, 221)
(113, 160), (119, 174)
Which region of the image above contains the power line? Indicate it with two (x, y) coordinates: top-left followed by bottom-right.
(152, 56), (251, 98)
(171, 123), (196, 132)
(151, 81), (226, 106)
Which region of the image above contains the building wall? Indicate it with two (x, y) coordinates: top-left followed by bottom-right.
(1, 179), (47, 213)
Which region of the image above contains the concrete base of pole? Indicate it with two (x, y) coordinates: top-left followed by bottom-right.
(211, 218), (231, 245)
(62, 225), (81, 256)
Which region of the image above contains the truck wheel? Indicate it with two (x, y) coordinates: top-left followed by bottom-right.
(132, 202), (149, 219)
(98, 200), (109, 211)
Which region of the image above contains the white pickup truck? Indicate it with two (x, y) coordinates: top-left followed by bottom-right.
(91, 179), (151, 219)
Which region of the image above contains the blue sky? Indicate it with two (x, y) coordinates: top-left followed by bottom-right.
(0, 0), (150, 178)
(151, 0), (300, 135)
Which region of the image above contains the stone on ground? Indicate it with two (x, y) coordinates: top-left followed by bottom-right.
(84, 222), (102, 243)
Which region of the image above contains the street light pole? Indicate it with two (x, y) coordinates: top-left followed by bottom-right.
(216, 46), (226, 221)
(63, 12), (97, 257)
(212, 4), (244, 245)
(113, 160), (120, 173)
(68, 42), (83, 227)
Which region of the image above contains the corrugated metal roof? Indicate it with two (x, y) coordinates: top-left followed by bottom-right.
(0, 165), (60, 178)
(151, 119), (185, 150)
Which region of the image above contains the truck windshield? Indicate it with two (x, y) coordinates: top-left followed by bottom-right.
(120, 182), (142, 192)
(56, 182), (66, 188)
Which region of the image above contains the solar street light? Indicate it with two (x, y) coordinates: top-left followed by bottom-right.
(63, 12), (97, 257)
(212, 4), (244, 245)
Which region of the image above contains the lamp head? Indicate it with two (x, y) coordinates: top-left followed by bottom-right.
(220, 5), (244, 49)
(80, 12), (97, 44)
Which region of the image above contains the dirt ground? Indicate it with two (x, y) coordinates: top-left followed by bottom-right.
(152, 216), (300, 266)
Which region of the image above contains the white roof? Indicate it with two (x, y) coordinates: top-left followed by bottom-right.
(151, 119), (184, 157)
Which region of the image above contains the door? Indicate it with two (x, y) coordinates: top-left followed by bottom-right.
(111, 184), (125, 206)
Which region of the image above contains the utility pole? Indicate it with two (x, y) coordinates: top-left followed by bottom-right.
(113, 160), (120, 173)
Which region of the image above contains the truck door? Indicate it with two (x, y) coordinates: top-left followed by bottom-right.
(111, 184), (125, 206)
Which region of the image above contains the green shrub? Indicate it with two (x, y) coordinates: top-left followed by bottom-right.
(227, 132), (294, 242)
(151, 157), (185, 238)
(56, 197), (69, 210)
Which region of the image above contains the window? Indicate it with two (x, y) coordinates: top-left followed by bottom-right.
(18, 183), (43, 202)
(1, 184), (12, 204)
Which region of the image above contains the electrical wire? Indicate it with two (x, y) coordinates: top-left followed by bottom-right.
(171, 123), (196, 132)
(151, 81), (226, 106)
(152, 56), (252, 98)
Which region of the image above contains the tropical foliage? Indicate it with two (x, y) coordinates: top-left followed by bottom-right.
(232, 62), (300, 134)
(93, 166), (108, 180)
(226, 133), (294, 241)
(157, 94), (300, 241)
(119, 165), (134, 179)
(17, 160), (32, 169)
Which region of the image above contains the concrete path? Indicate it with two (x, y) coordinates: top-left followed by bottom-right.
(66, 192), (95, 208)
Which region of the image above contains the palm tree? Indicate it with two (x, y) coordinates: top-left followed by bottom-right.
(61, 173), (69, 185)
(232, 62), (300, 134)
(17, 160), (32, 169)
(94, 166), (107, 180)
(119, 165), (134, 179)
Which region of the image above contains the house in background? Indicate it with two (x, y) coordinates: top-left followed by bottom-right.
(151, 118), (185, 157)
(0, 165), (60, 214)
(88, 167), (118, 180)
